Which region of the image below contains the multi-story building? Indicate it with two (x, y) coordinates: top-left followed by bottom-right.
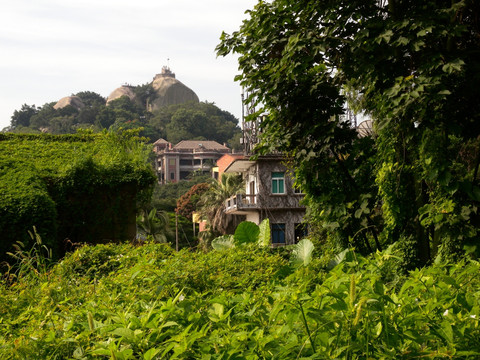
(214, 90), (308, 245)
(153, 139), (231, 184)
(221, 154), (307, 246)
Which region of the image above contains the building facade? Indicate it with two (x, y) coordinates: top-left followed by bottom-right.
(223, 154), (307, 246)
(153, 139), (231, 184)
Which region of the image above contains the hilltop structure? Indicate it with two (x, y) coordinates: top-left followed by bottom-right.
(149, 67), (199, 111)
(105, 66), (199, 110)
(53, 66), (199, 112)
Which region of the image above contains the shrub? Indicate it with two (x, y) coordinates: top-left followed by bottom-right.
(0, 131), (156, 263)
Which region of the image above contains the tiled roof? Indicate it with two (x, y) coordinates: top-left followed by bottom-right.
(173, 140), (229, 151)
(153, 138), (169, 145)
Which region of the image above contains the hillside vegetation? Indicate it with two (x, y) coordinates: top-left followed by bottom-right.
(5, 93), (242, 149)
(1, 242), (479, 359)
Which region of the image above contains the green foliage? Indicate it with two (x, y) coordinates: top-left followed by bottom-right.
(9, 104), (38, 129)
(148, 101), (241, 146)
(197, 173), (244, 235)
(290, 239), (315, 268)
(258, 218), (271, 248)
(233, 221), (259, 245)
(0, 131), (155, 262)
(1, 241), (479, 359)
(136, 208), (172, 243)
(211, 235), (235, 251)
(5, 91), (241, 149)
(217, 0), (480, 264)
(74, 91), (106, 107)
(5, 227), (53, 282)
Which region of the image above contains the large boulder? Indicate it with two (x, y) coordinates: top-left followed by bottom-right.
(53, 96), (85, 111)
(106, 85), (139, 105)
(149, 67), (199, 111)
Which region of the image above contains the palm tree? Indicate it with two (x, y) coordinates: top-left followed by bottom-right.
(136, 208), (172, 243)
(197, 173), (244, 235)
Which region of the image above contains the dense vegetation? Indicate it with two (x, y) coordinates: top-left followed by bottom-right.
(0, 131), (155, 263)
(2, 1), (480, 358)
(217, 0), (480, 266)
(4, 91), (242, 149)
(1, 241), (479, 359)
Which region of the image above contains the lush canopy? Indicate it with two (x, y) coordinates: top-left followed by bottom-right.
(217, 0), (480, 265)
(5, 92), (242, 149)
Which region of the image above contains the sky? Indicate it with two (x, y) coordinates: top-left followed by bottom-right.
(0, 0), (258, 130)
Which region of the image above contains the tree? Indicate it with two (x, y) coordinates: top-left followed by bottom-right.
(10, 104), (38, 128)
(197, 173), (244, 235)
(176, 183), (210, 219)
(108, 95), (144, 116)
(149, 101), (241, 145)
(74, 91), (105, 107)
(133, 83), (155, 108)
(217, 0), (480, 265)
(28, 103), (56, 130)
(166, 108), (207, 143)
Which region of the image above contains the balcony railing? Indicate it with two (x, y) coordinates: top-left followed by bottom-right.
(225, 194), (257, 212)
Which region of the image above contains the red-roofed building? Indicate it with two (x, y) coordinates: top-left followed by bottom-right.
(215, 153), (246, 180)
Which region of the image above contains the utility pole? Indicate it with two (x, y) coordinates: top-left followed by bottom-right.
(175, 211), (179, 251)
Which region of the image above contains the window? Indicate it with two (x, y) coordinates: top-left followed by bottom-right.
(292, 176), (303, 194)
(271, 223), (286, 244)
(294, 223), (308, 243)
(170, 172), (175, 180)
(271, 172), (285, 194)
(294, 183), (303, 194)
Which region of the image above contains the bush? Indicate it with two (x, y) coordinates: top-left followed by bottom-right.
(1, 243), (479, 359)
(0, 131), (156, 263)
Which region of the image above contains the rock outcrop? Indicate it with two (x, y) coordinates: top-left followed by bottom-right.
(106, 85), (139, 106)
(149, 67), (199, 111)
(55, 67), (199, 112)
(53, 96), (85, 111)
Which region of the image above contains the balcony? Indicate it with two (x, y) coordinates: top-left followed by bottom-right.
(225, 194), (258, 214)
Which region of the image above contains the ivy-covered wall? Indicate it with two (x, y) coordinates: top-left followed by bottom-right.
(0, 131), (156, 262)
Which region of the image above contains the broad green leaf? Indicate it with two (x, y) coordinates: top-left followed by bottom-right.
(234, 221), (260, 245)
(208, 303), (225, 322)
(397, 36), (409, 46)
(328, 248), (351, 269)
(441, 320), (453, 343)
(378, 29), (393, 43)
(354, 209), (363, 218)
(258, 218), (271, 247)
(290, 239), (314, 268)
(143, 348), (161, 360)
(442, 59), (465, 73)
(211, 235), (235, 251)
(111, 327), (135, 341)
(91, 349), (111, 356)
(375, 322), (383, 337)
